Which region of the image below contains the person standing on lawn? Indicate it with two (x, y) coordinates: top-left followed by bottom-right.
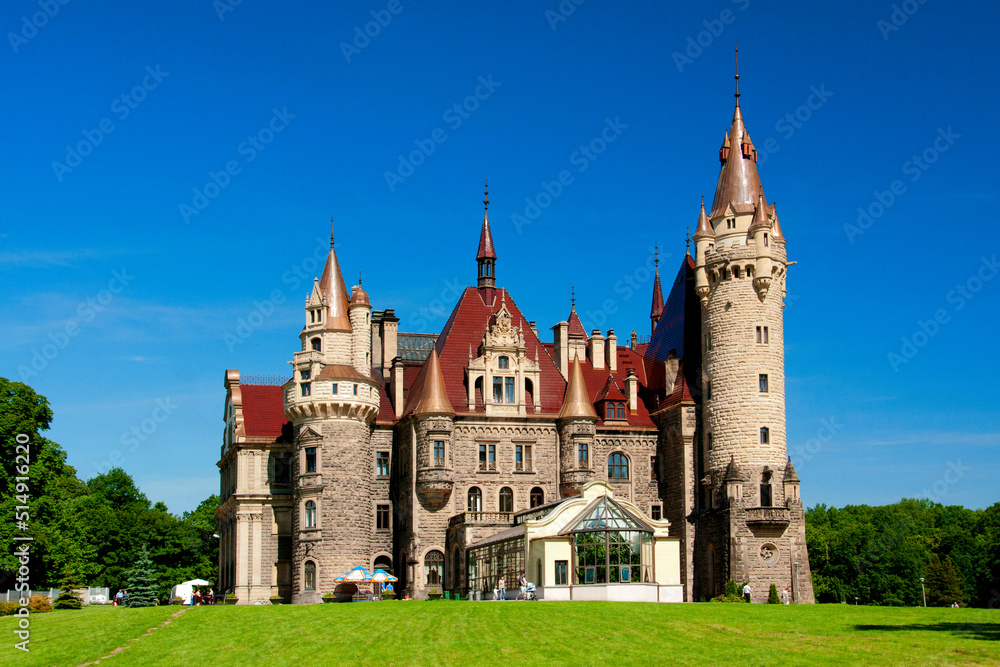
(497, 576), (506, 601)
(742, 583), (752, 603)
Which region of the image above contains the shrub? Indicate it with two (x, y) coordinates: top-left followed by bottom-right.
(382, 591), (396, 600)
(711, 593), (747, 603)
(0, 601), (19, 616)
(723, 580), (740, 598)
(29, 594), (54, 613)
(768, 584), (780, 604)
(53, 568), (85, 610)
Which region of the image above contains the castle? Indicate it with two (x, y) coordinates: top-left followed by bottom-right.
(216, 68), (815, 604)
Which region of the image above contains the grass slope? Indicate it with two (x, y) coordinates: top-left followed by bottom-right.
(4, 602), (998, 666)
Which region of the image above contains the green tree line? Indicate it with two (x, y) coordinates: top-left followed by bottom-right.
(806, 499), (1000, 607)
(1, 378), (218, 602)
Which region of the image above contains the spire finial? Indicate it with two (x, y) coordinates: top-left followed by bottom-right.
(734, 44), (740, 104)
(483, 179), (489, 212)
(329, 217), (335, 248)
(686, 226), (691, 253)
(358, 270), (362, 286)
(654, 242), (659, 269)
(571, 285), (576, 309)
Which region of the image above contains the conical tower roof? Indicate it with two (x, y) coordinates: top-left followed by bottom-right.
(477, 211), (496, 260)
(693, 199), (715, 240)
(724, 456), (744, 482)
(413, 347), (455, 416)
(770, 203), (785, 243)
(319, 229), (352, 331)
(650, 253), (664, 322)
(558, 357), (597, 420)
(783, 456), (800, 483)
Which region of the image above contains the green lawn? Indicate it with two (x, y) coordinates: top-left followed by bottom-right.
(3, 602), (998, 666)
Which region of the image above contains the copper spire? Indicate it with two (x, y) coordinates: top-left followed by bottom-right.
(413, 347), (455, 416)
(709, 52), (766, 219)
(770, 202), (786, 243)
(558, 356), (598, 420)
(734, 44), (740, 104)
(319, 221), (352, 331)
(693, 198), (715, 240)
(749, 193), (770, 232)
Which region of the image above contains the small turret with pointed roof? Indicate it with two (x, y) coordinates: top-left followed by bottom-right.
(567, 286), (587, 339)
(319, 220), (352, 331)
(476, 181), (497, 293)
(413, 347), (455, 416)
(650, 244), (664, 336)
(558, 357), (597, 420)
(783, 456), (799, 483)
(693, 197), (714, 241)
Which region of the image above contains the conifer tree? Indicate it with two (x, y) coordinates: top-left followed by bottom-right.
(52, 567), (84, 610)
(768, 583), (781, 604)
(126, 545), (159, 607)
(925, 556), (965, 607)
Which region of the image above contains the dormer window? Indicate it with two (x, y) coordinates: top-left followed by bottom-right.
(603, 402), (626, 420)
(498, 356), (509, 369)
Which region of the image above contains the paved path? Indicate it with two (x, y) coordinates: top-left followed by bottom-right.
(77, 607), (190, 666)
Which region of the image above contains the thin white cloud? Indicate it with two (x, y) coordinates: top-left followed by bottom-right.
(858, 432), (1000, 447)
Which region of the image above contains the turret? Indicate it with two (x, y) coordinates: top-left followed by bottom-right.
(407, 347), (455, 511)
(558, 357), (597, 497)
(349, 281), (372, 375)
(724, 456), (744, 505)
(693, 200), (714, 307)
(477, 183), (497, 298)
(783, 457), (801, 505)
(650, 245), (664, 336)
(749, 194), (773, 301)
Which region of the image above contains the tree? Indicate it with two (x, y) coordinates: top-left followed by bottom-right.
(126, 545), (159, 607)
(52, 567), (84, 610)
(924, 556), (965, 607)
(768, 583), (780, 604)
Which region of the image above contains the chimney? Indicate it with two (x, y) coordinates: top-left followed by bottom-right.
(528, 320), (538, 338)
(552, 321), (569, 379)
(625, 369), (638, 412)
(605, 329), (617, 371)
(381, 309), (399, 377)
(371, 311), (384, 373)
(390, 355), (404, 417)
(589, 329), (605, 370)
(630, 329), (638, 350)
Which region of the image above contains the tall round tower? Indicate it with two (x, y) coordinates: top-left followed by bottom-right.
(692, 56), (813, 603)
(285, 230), (380, 604)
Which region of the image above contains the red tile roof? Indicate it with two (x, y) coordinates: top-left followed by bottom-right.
(595, 374), (627, 402)
(477, 213), (497, 260)
(567, 307), (587, 338)
(240, 384), (289, 438)
(576, 348), (654, 428)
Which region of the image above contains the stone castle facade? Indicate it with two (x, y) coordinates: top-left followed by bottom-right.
(216, 72), (815, 604)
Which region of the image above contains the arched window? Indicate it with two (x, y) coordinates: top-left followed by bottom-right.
(617, 403), (625, 419)
(304, 561), (316, 590)
(373, 555), (392, 574)
(498, 356), (509, 369)
(311, 337), (322, 352)
(467, 486), (482, 512)
(424, 550), (444, 586)
(530, 487), (544, 508)
(305, 500), (317, 528)
(606, 404), (616, 420)
(608, 452), (629, 479)
(499, 487), (513, 513)
(760, 472), (773, 507)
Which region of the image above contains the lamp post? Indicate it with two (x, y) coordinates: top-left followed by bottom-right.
(854, 597), (858, 606)
(920, 577), (926, 607)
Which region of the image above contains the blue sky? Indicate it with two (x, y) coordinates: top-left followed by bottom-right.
(1, 1), (996, 513)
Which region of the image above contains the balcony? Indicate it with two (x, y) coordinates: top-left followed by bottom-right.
(415, 467), (454, 510)
(448, 511), (514, 528)
(745, 506), (790, 536)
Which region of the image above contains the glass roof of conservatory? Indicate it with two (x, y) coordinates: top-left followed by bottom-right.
(566, 496), (653, 533)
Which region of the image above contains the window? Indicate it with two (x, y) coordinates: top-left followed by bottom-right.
(305, 447), (317, 473)
(608, 452), (629, 479)
(433, 440), (445, 467)
(651, 505), (662, 520)
(376, 504), (390, 530)
(301, 382), (311, 397)
(304, 561), (316, 590)
(707, 433), (713, 450)
(515, 444), (532, 471)
(760, 473), (773, 507)
(331, 383), (338, 394)
(505, 377), (515, 403)
(300, 369), (311, 380)
(764, 233), (769, 247)
(756, 326), (769, 344)
(499, 487), (513, 513)
(760, 427), (770, 444)
(571, 498), (653, 585)
(734, 266), (741, 279)
(650, 456), (658, 482)
(530, 487), (544, 508)
(305, 500), (316, 528)
(479, 443), (497, 471)
(424, 550), (444, 586)
(578, 442), (589, 467)
(311, 337), (321, 352)
(274, 455), (291, 484)
(310, 310), (315, 323)
(759, 374), (769, 392)
(606, 404), (616, 420)
(617, 403), (625, 419)
(762, 326), (769, 344)
(706, 380), (712, 400)
(492, 377), (503, 403)
(554, 560), (568, 586)
(498, 356), (509, 369)
(468, 486), (482, 512)
(353, 384), (358, 395)
(376, 451), (390, 477)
